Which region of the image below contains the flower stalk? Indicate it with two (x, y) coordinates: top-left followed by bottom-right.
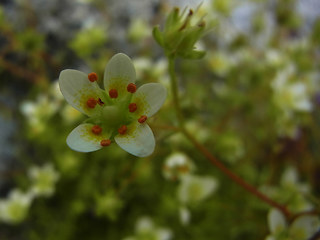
(167, 55), (292, 220)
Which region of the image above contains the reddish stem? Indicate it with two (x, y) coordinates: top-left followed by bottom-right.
(182, 128), (292, 219)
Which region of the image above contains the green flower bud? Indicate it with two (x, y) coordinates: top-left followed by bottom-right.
(153, 6), (208, 59)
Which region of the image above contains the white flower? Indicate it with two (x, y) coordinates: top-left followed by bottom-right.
(179, 207), (191, 226)
(28, 163), (60, 197)
(123, 216), (172, 240)
(0, 189), (34, 224)
(59, 53), (167, 157)
(177, 175), (218, 205)
(266, 208), (320, 240)
(272, 65), (313, 113)
(163, 152), (195, 180)
(128, 18), (151, 42)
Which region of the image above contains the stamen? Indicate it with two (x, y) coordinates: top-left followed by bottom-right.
(87, 98), (97, 108)
(128, 103), (137, 113)
(138, 115), (147, 123)
(118, 125), (127, 135)
(109, 89), (118, 98)
(98, 98), (105, 106)
(100, 139), (111, 147)
(91, 125), (102, 135)
(127, 83), (137, 93)
(88, 72), (98, 82)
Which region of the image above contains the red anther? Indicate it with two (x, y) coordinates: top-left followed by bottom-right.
(109, 89), (118, 98)
(127, 83), (137, 93)
(118, 125), (127, 135)
(88, 72), (98, 82)
(98, 98), (104, 106)
(91, 125), (102, 135)
(87, 97), (97, 108)
(138, 115), (147, 123)
(128, 103), (137, 113)
(100, 139), (111, 147)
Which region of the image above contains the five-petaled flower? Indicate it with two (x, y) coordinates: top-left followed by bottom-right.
(59, 53), (167, 157)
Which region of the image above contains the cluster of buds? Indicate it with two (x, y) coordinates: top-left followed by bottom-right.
(153, 7), (207, 59)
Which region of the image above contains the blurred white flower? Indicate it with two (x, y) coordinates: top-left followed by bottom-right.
(0, 189), (34, 224)
(128, 18), (151, 42)
(28, 163), (60, 197)
(207, 51), (233, 76)
(61, 104), (82, 124)
(266, 208), (320, 240)
(179, 206), (191, 226)
(20, 94), (61, 135)
(260, 166), (313, 212)
(272, 65), (313, 113)
(163, 152), (195, 180)
(123, 216), (172, 240)
(177, 174), (218, 205)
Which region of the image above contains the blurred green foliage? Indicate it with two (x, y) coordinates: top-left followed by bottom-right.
(0, 0), (320, 239)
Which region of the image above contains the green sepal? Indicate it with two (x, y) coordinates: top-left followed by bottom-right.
(179, 49), (206, 59)
(152, 26), (165, 47)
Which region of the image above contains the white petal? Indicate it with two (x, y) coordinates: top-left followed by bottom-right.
(132, 83), (167, 117)
(177, 175), (218, 204)
(114, 123), (155, 157)
(104, 53), (136, 94)
(289, 215), (320, 239)
(268, 208), (287, 234)
(67, 124), (110, 152)
(59, 69), (102, 116)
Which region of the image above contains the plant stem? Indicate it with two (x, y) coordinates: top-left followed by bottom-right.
(167, 56), (291, 219)
(168, 57), (184, 126)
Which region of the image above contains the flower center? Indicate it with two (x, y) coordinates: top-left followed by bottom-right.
(102, 105), (124, 128)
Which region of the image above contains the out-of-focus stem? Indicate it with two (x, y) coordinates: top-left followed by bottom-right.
(168, 57), (184, 126)
(167, 56), (292, 220)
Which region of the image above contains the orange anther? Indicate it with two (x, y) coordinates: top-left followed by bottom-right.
(109, 89), (118, 98)
(138, 115), (147, 123)
(127, 83), (137, 93)
(98, 98), (104, 106)
(100, 139), (111, 147)
(88, 72), (98, 82)
(87, 97), (97, 108)
(91, 125), (102, 135)
(128, 103), (137, 113)
(118, 125), (127, 135)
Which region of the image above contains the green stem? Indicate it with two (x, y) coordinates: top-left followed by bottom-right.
(167, 56), (292, 219)
(168, 56), (184, 126)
